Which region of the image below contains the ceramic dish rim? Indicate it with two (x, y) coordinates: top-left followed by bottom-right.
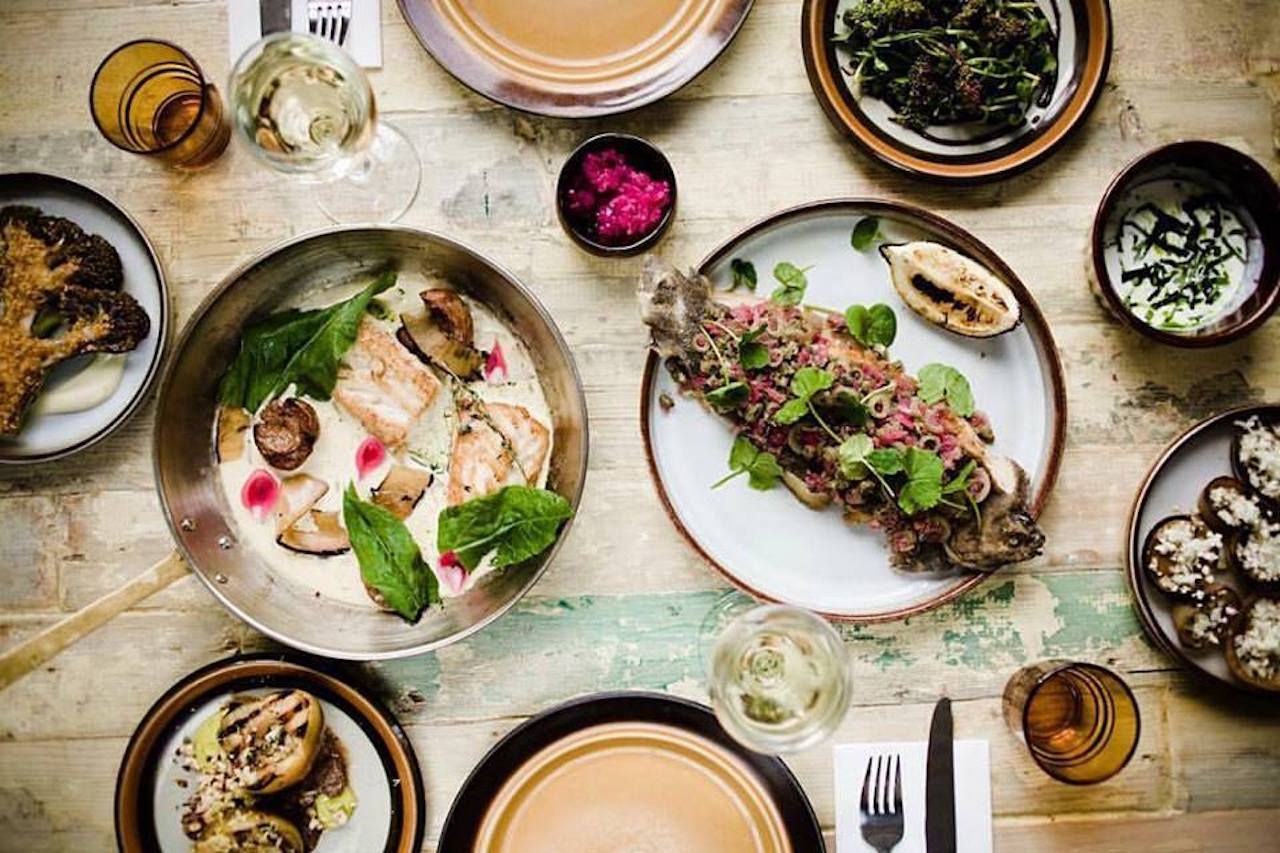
(639, 197), (1068, 622)
(0, 170), (170, 466)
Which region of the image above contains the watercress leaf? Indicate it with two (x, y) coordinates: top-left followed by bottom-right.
(831, 390), (868, 425)
(342, 484), (438, 623)
(746, 452), (784, 490)
(728, 436), (759, 471)
(838, 434), (874, 479)
(219, 272), (396, 411)
(773, 398), (809, 425)
(851, 216), (881, 251)
(770, 262), (810, 305)
(739, 341), (770, 370)
(845, 304), (870, 344)
(866, 304), (897, 347)
(706, 381), (749, 409)
(436, 485), (573, 572)
(790, 366), (834, 402)
(866, 448), (905, 476)
(730, 258), (758, 291)
(916, 363), (949, 404)
(944, 371), (975, 417)
(897, 448), (945, 515)
(942, 459), (977, 495)
(916, 363), (974, 416)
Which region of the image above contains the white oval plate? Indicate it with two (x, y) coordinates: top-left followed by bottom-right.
(641, 200), (1066, 620)
(0, 172), (167, 464)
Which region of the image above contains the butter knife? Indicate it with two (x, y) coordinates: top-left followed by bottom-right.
(925, 697), (957, 853)
(259, 0), (292, 35)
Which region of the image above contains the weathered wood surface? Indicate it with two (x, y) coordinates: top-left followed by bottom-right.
(1, 0), (1279, 850)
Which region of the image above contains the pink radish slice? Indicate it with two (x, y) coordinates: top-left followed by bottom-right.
(438, 551), (468, 594)
(241, 470), (280, 522)
(484, 338), (508, 383)
(356, 437), (386, 481)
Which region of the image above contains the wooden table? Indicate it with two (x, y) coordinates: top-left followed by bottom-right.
(2, 1), (1279, 850)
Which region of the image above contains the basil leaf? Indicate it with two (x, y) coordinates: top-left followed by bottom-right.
(342, 484), (438, 623)
(772, 398), (809, 425)
(730, 258), (758, 291)
(851, 216), (880, 251)
(897, 448), (944, 515)
(706, 381), (749, 409)
(917, 363), (975, 417)
(437, 485), (573, 572)
(790, 366), (834, 401)
(220, 272), (396, 411)
(770, 262), (810, 305)
(866, 304), (897, 347)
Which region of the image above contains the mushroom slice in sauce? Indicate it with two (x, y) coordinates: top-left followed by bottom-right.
(217, 689), (324, 794)
(273, 474), (329, 535)
(371, 464), (433, 520)
(254, 398), (320, 471)
(277, 510), (350, 556)
(216, 406), (251, 463)
(397, 289), (485, 379)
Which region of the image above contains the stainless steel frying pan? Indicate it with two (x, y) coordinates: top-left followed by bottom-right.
(0, 226), (588, 677)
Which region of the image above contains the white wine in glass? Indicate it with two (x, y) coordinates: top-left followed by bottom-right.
(229, 33), (420, 223)
(705, 595), (851, 754)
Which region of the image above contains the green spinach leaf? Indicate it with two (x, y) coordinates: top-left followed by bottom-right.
(342, 483), (438, 622)
(437, 485), (573, 572)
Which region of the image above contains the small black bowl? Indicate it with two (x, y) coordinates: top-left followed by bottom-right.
(556, 133), (677, 258)
(1088, 140), (1280, 348)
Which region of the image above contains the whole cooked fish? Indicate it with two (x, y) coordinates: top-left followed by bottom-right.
(638, 257), (1044, 571)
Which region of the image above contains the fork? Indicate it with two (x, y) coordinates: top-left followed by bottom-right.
(307, 0), (352, 47)
(860, 753), (904, 853)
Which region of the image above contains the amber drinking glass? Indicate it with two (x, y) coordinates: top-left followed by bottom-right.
(1002, 660), (1140, 784)
(89, 39), (230, 170)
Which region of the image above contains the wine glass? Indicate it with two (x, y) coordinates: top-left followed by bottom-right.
(228, 33), (421, 223)
(700, 591), (851, 754)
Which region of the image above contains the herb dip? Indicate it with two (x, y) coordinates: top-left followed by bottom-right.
(1105, 177), (1251, 331)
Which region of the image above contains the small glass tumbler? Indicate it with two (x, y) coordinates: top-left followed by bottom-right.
(1002, 660), (1141, 784)
(702, 592), (851, 755)
(89, 39), (231, 170)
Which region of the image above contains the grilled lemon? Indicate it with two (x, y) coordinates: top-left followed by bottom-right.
(217, 689), (324, 795)
(880, 241), (1021, 338)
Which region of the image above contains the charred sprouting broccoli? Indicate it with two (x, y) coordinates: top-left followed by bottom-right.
(836, 0), (1059, 132)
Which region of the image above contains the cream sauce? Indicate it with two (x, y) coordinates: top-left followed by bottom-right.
(32, 354), (126, 415)
(216, 273), (554, 610)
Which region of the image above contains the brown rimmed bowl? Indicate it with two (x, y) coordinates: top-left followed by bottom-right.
(556, 133), (677, 257)
(640, 198), (1067, 622)
(115, 653), (426, 852)
(1088, 141), (1280, 348)
(801, 0), (1112, 183)
(1126, 403), (1280, 698)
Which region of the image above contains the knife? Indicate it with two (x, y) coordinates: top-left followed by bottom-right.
(259, 0), (292, 35)
(925, 697), (957, 853)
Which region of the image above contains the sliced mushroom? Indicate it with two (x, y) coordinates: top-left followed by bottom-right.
(1199, 476), (1265, 535)
(216, 406), (251, 463)
(372, 464), (433, 520)
(273, 474), (329, 535)
(782, 470), (831, 509)
(253, 398), (320, 471)
(397, 289), (485, 378)
(880, 241), (1021, 338)
(1140, 514), (1221, 599)
(277, 510), (350, 556)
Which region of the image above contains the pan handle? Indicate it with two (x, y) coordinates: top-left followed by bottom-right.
(0, 550), (189, 692)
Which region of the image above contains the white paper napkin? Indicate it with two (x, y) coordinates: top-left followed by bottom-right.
(228, 0), (383, 68)
(835, 740), (992, 853)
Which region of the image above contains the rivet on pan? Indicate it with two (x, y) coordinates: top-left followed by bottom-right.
(217, 535), (234, 550)
(214, 573), (228, 584)
(179, 517), (196, 531)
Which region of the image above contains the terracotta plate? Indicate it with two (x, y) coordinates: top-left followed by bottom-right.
(115, 653), (427, 851)
(802, 0), (1112, 182)
(396, 0), (755, 117)
(438, 693), (824, 852)
(1126, 404), (1280, 698)
(0, 172), (168, 464)
(641, 199), (1066, 621)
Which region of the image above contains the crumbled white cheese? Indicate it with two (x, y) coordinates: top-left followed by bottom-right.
(1150, 519), (1220, 594)
(1209, 485), (1263, 529)
(1234, 599), (1280, 681)
(1238, 523), (1280, 582)
(1185, 594), (1238, 646)
(1236, 416), (1280, 499)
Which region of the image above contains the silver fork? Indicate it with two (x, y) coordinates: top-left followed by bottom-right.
(859, 753), (904, 853)
(307, 0), (352, 47)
